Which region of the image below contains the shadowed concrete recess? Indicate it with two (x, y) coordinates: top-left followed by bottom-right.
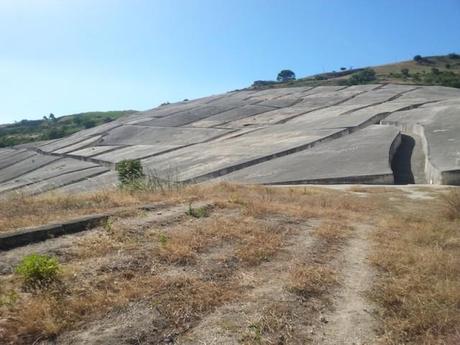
(1, 84), (459, 195)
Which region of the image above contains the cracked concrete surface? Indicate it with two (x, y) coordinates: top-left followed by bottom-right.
(1, 84), (459, 195)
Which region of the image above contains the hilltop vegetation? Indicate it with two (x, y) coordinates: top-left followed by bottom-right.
(0, 110), (137, 147)
(252, 53), (460, 89)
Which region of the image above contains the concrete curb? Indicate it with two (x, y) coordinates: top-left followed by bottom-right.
(0, 204), (159, 251)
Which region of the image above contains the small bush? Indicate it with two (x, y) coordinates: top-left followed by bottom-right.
(347, 68), (377, 85)
(413, 55), (423, 63)
(116, 159), (145, 186)
(186, 203), (209, 218)
(401, 68), (410, 77)
(16, 254), (61, 290)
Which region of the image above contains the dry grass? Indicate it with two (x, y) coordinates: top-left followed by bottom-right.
(370, 196), (460, 344)
(286, 263), (337, 298)
(441, 188), (460, 220)
(0, 188), (187, 233)
(0, 182), (374, 233)
(312, 221), (353, 243)
(241, 303), (295, 345)
(2, 182), (457, 344)
(155, 215), (287, 266)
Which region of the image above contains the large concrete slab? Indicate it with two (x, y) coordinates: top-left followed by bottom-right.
(220, 125), (400, 184)
(94, 145), (179, 163)
(0, 158), (99, 193)
(0, 150), (36, 170)
(142, 125), (344, 182)
(0, 154), (60, 183)
(2, 83), (460, 194)
(98, 125), (232, 146)
(382, 99), (460, 184)
(69, 145), (121, 157)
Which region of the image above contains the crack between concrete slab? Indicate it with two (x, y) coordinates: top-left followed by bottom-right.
(28, 168), (111, 196)
(274, 88), (374, 124)
(0, 155), (61, 185)
(182, 99), (439, 184)
(0, 165), (108, 195)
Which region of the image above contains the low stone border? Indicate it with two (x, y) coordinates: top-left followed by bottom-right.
(0, 204), (159, 251)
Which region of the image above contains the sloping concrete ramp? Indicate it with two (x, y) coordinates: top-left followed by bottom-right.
(0, 84), (459, 195)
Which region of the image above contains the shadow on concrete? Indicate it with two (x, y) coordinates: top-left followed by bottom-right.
(392, 134), (415, 184)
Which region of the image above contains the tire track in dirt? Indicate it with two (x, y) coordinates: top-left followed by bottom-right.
(312, 223), (377, 345)
(176, 219), (321, 344)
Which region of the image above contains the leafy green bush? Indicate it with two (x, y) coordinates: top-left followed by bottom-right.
(347, 68), (377, 85)
(16, 254), (61, 290)
(116, 159), (145, 186)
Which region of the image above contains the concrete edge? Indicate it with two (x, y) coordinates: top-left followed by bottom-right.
(0, 203), (160, 251)
(380, 120), (457, 185)
(261, 173), (395, 186)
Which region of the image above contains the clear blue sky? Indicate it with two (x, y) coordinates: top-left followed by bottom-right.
(1, 0), (459, 124)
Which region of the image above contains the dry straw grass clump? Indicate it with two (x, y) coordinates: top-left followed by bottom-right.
(441, 188), (460, 220)
(370, 204), (460, 344)
(286, 263), (337, 298)
(312, 221), (353, 243)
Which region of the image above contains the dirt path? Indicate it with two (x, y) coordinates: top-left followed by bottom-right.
(313, 223), (377, 345)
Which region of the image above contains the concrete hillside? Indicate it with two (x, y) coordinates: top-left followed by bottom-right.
(0, 83), (459, 195)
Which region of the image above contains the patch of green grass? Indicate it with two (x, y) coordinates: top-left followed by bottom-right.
(15, 254), (61, 291)
(159, 233), (168, 245)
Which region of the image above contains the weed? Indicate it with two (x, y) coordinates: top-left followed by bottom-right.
(115, 159), (145, 186)
(16, 254), (61, 291)
(158, 233), (168, 245)
(103, 217), (113, 231)
(0, 289), (18, 307)
(186, 203), (209, 218)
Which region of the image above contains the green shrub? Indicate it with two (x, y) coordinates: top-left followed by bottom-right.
(186, 203), (209, 218)
(116, 159), (145, 186)
(413, 55), (423, 63)
(347, 68), (377, 85)
(16, 254), (61, 290)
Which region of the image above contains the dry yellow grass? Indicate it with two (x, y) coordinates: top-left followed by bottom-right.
(370, 195), (460, 344)
(1, 183), (458, 345)
(241, 303), (295, 345)
(0, 189), (186, 233)
(312, 221), (353, 243)
(441, 188), (460, 220)
(286, 263), (337, 298)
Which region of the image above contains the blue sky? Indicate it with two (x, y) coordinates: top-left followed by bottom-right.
(0, 0), (459, 124)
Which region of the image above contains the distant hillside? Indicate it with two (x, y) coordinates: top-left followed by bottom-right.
(0, 110), (137, 147)
(251, 53), (460, 89)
